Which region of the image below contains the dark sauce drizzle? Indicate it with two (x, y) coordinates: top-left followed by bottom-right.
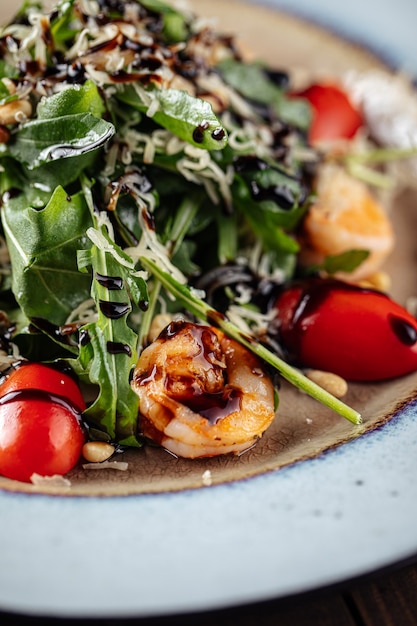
(389, 314), (417, 346)
(107, 340), (132, 356)
(95, 273), (124, 290)
(234, 155), (309, 210)
(98, 300), (131, 319)
(192, 121), (209, 144)
(147, 320), (243, 424)
(181, 386), (242, 425)
(0, 388), (86, 430)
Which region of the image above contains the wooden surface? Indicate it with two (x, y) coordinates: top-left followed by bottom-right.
(1, 557), (416, 625)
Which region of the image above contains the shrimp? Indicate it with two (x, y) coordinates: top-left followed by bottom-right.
(299, 163), (395, 282)
(131, 320), (276, 458)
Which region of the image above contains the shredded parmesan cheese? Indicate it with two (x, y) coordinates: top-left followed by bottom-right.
(30, 473), (72, 487)
(82, 461), (129, 471)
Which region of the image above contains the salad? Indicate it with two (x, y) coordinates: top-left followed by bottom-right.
(0, 0), (416, 485)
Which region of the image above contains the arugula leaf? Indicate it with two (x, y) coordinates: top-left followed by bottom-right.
(232, 176), (307, 241)
(153, 89), (228, 149)
(217, 58), (311, 129)
(0, 156), (26, 195)
(219, 59), (282, 105)
(37, 80), (105, 120)
(77, 228), (146, 446)
(8, 112), (115, 170)
(116, 85), (228, 150)
(139, 0), (188, 42)
(2, 185), (93, 325)
(0, 84), (114, 188)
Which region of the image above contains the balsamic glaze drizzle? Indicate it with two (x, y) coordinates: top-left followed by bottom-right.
(98, 300), (131, 319)
(95, 273), (124, 290)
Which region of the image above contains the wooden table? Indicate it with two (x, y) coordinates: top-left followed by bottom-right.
(1, 556), (416, 625)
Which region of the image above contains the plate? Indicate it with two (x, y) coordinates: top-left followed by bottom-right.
(1, 0), (417, 619)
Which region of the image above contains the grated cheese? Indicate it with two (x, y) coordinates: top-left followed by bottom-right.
(82, 461), (129, 471)
(30, 473), (72, 487)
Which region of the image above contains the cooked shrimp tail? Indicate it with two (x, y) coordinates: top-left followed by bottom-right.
(131, 320), (276, 458)
(300, 163), (394, 281)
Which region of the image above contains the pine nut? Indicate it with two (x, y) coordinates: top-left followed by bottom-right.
(306, 369), (348, 398)
(0, 99), (32, 125)
(82, 441), (115, 463)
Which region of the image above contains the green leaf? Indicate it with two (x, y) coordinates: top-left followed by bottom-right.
(37, 80), (105, 120)
(8, 112), (115, 170)
(0, 156), (26, 195)
(77, 234), (143, 445)
(217, 58), (311, 129)
(273, 96), (312, 130)
(78, 318), (141, 445)
(162, 12), (188, 43)
(232, 175), (308, 239)
(219, 58), (280, 105)
(116, 85), (228, 150)
(139, 0), (182, 12)
(153, 89), (228, 149)
(138, 0), (188, 42)
(251, 167), (309, 216)
(49, 0), (80, 47)
(2, 185), (93, 325)
(322, 249), (370, 274)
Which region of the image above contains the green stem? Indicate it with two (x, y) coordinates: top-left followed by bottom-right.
(140, 257), (362, 425)
(346, 145), (417, 164)
(164, 192), (201, 256)
(137, 278), (161, 349)
(346, 161), (394, 189)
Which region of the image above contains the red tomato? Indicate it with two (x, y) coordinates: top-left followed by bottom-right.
(293, 83), (363, 143)
(0, 363), (86, 482)
(274, 279), (417, 381)
(0, 362), (86, 412)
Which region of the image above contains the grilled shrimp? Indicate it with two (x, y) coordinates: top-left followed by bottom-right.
(299, 163), (395, 281)
(131, 320), (276, 458)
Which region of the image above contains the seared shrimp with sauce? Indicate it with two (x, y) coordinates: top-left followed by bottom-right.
(300, 163), (395, 282)
(132, 320), (276, 458)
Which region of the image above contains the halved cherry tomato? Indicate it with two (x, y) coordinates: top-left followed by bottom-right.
(0, 363), (86, 482)
(292, 83), (363, 143)
(274, 278), (417, 381)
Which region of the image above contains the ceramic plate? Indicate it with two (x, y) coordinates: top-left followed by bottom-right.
(1, 0), (417, 619)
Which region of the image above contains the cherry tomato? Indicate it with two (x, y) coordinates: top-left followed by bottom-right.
(0, 363), (86, 412)
(274, 278), (417, 381)
(292, 83), (363, 143)
(0, 363), (86, 482)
